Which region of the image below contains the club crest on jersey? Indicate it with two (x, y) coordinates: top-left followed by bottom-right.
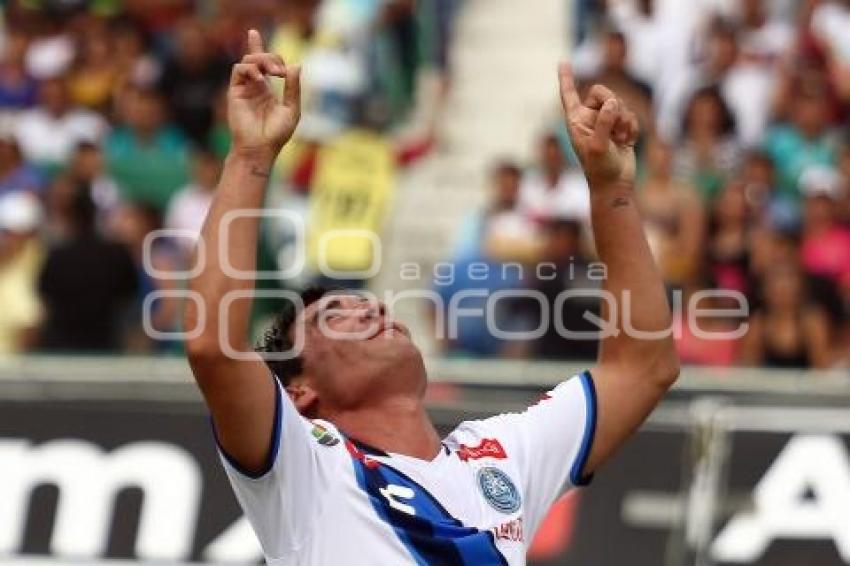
(477, 467), (521, 514)
(311, 423), (339, 446)
(458, 438), (507, 461)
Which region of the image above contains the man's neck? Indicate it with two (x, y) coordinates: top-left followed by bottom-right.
(331, 396), (442, 461)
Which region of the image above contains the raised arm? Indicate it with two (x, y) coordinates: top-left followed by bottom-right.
(184, 30), (301, 474)
(557, 64), (679, 476)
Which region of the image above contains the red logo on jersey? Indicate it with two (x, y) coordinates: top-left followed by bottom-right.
(345, 440), (380, 469)
(458, 438), (507, 461)
(492, 517), (524, 542)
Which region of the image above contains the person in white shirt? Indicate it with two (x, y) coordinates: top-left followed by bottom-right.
(164, 148), (221, 254)
(518, 133), (590, 223)
(185, 30), (680, 565)
(13, 76), (107, 169)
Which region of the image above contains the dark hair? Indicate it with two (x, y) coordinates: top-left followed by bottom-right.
(493, 159), (522, 179)
(256, 286), (332, 385)
(545, 218), (582, 238)
(192, 145), (219, 163)
(69, 181), (97, 235)
(604, 28), (627, 47)
(541, 132), (560, 147)
(744, 149), (773, 169)
(682, 85), (736, 138)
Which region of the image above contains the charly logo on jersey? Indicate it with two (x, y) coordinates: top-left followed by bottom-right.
(477, 466), (521, 514)
(310, 423), (339, 446)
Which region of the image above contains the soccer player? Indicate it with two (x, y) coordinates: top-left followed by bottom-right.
(186, 30), (679, 565)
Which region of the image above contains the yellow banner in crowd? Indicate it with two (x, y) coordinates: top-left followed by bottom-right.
(308, 129), (396, 274)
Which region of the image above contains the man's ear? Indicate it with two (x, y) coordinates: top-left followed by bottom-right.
(285, 380), (319, 416)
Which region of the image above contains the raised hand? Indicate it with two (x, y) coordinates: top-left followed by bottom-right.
(558, 63), (638, 188)
(228, 29), (301, 159)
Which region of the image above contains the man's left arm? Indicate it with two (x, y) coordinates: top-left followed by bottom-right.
(557, 64), (680, 480)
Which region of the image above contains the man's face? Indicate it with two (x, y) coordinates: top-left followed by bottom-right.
(794, 97), (827, 138)
(493, 168), (520, 209)
(803, 194), (835, 229)
(544, 222), (581, 261)
(127, 92), (165, 134)
(602, 34), (627, 72)
(291, 293), (424, 411)
(541, 139), (564, 175)
(39, 78), (68, 115)
(72, 147), (103, 179)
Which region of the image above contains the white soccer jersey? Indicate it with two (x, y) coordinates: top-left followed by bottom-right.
(217, 370), (597, 565)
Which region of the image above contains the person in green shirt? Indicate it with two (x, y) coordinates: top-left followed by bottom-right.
(105, 86), (190, 210)
(763, 89), (839, 206)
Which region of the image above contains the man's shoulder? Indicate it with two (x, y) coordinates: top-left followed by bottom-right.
(446, 411), (524, 447)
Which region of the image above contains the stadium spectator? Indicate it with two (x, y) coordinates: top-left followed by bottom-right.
(809, 0), (850, 102)
(763, 86), (840, 202)
(738, 150), (798, 230)
(657, 21), (740, 144)
(675, 280), (742, 367)
(0, 192), (44, 354)
(518, 133), (590, 223)
(673, 85), (740, 201)
(838, 140), (850, 223)
(157, 19), (231, 145)
(728, 0), (794, 146)
(67, 27), (117, 111)
(68, 141), (121, 229)
(165, 149), (221, 255)
(110, 18), (161, 91)
(207, 88), (232, 159)
(13, 76), (107, 173)
(105, 86), (190, 210)
(706, 180), (753, 297)
(798, 165), (850, 297)
(42, 174), (79, 242)
(639, 136), (705, 288)
(23, 11), (75, 80)
(109, 202), (182, 352)
(578, 28), (653, 131)
(431, 162), (532, 357)
(121, 0), (195, 39)
(0, 135), (45, 196)
(37, 183), (137, 352)
(506, 219), (600, 361)
(0, 30), (39, 110)
(736, 0), (794, 70)
(740, 263), (832, 368)
(606, 0), (666, 88)
(452, 160), (539, 263)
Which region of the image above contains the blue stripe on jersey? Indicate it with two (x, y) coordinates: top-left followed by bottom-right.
(570, 369), (598, 486)
(349, 454), (508, 565)
(212, 370), (283, 479)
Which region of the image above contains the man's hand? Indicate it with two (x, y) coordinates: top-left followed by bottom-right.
(558, 63), (638, 187)
(228, 29), (301, 160)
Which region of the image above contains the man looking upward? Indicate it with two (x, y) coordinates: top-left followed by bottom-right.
(185, 29), (679, 565)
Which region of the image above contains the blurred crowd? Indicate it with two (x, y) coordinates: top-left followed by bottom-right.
(0, 0), (453, 355)
(437, 0), (850, 370)
(2, 0), (848, 371)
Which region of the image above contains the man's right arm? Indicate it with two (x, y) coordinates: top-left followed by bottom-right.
(184, 30), (301, 475)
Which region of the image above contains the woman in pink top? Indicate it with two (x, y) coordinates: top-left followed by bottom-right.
(799, 166), (850, 294)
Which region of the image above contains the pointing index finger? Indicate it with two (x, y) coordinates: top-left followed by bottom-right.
(247, 29), (264, 55)
(558, 62), (582, 117)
